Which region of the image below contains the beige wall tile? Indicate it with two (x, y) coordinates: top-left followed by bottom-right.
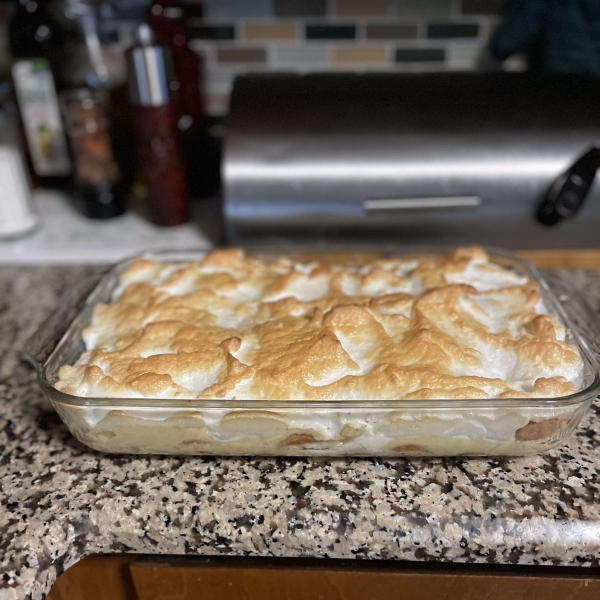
(242, 22), (299, 41)
(334, 0), (392, 17)
(333, 46), (389, 64)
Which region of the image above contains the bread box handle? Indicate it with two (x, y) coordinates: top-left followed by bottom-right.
(364, 196), (481, 212)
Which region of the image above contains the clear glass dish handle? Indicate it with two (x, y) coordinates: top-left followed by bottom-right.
(23, 271), (104, 371)
(544, 273), (600, 359)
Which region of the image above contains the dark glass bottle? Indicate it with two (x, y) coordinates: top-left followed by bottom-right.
(60, 88), (125, 219)
(148, 0), (206, 144)
(9, 0), (73, 189)
(57, 0), (126, 219)
(148, 0), (221, 199)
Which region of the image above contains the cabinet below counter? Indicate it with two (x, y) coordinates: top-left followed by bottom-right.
(47, 555), (600, 600)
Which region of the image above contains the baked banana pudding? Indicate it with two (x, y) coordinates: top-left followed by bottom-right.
(55, 246), (585, 455)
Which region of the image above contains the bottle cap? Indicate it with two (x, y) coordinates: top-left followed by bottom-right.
(126, 24), (173, 106)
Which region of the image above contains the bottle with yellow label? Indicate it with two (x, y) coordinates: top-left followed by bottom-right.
(9, 0), (72, 189)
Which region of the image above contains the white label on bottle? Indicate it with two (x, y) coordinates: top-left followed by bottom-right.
(12, 58), (72, 177)
(0, 145), (37, 236)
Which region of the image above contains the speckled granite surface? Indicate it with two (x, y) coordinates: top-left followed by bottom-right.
(1, 266), (600, 600)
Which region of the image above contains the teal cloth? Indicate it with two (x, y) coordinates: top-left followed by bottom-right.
(490, 0), (600, 77)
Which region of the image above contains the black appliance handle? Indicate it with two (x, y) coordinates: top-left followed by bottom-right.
(537, 146), (600, 226)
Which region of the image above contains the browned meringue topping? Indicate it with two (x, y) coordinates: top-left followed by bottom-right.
(56, 247), (583, 401)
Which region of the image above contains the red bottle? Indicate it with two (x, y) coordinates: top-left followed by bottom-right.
(127, 25), (189, 226)
(148, 0), (206, 145)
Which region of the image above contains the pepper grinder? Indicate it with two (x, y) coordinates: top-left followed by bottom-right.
(126, 24), (189, 226)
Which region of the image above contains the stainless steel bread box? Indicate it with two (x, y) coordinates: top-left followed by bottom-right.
(224, 72), (600, 247)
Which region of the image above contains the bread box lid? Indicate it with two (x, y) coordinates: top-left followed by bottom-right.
(224, 72), (600, 247)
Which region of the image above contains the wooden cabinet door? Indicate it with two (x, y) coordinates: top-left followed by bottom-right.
(48, 555), (600, 600)
(129, 558), (600, 600)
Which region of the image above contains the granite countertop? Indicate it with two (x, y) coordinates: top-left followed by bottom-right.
(1, 265), (600, 600)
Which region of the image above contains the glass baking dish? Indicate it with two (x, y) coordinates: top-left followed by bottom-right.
(26, 248), (600, 457)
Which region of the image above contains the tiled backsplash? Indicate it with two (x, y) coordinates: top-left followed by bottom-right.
(0, 0), (517, 121)
(184, 0), (518, 117)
